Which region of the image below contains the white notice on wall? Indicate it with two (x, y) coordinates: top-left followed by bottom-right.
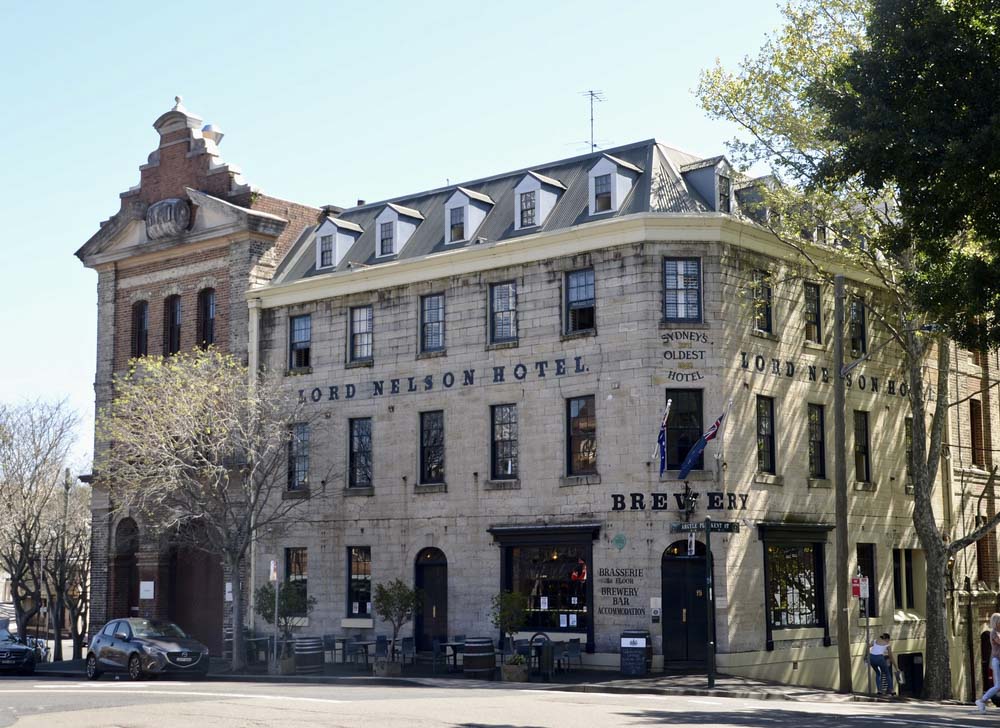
(569, 614), (577, 627)
(353, 602), (359, 615)
(559, 614), (568, 628)
(269, 560), (278, 582)
(366, 602), (372, 614)
(225, 582), (233, 602)
(540, 597), (549, 610)
(139, 581), (154, 600)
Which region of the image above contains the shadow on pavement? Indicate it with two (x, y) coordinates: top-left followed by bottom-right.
(618, 708), (984, 726)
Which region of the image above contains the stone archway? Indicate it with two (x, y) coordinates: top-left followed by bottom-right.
(661, 539), (708, 667)
(111, 518), (139, 619)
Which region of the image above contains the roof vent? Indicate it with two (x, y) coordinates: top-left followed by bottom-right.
(475, 236), (489, 245)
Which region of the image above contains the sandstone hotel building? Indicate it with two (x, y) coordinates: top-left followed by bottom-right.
(77, 99), (1000, 695)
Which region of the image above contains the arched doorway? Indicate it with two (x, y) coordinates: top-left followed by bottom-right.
(414, 548), (447, 651)
(167, 527), (224, 655)
(112, 519), (139, 618)
(661, 540), (708, 667)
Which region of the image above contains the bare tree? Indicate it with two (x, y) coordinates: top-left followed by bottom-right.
(0, 401), (77, 642)
(96, 349), (328, 671)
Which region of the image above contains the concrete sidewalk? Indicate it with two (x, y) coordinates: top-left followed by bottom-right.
(34, 658), (874, 703)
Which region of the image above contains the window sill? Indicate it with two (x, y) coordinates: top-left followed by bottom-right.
(751, 330), (779, 343)
(282, 488), (310, 500)
(659, 320), (708, 329)
(660, 470), (713, 482)
(415, 482), (447, 494)
(344, 486), (374, 497)
(486, 340), (519, 352)
(854, 481), (877, 492)
(771, 626), (825, 641)
(893, 610), (925, 623)
(858, 616), (885, 627)
(484, 479), (521, 491)
(286, 367), (313, 377)
(345, 359), (374, 369)
(904, 482), (915, 494)
(561, 330), (596, 342)
(341, 618), (374, 629)
(802, 341), (825, 351)
(417, 350), (447, 360)
(560, 474), (601, 487)
(808, 478), (831, 489)
(754, 472), (783, 486)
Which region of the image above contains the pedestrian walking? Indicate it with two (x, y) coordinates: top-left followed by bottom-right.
(977, 613), (1000, 712)
(869, 632), (895, 696)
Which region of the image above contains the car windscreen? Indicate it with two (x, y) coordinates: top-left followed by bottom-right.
(0, 630), (18, 644)
(129, 620), (188, 639)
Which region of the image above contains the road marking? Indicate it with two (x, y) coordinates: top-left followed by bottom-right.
(0, 688), (349, 705)
(687, 699), (723, 706)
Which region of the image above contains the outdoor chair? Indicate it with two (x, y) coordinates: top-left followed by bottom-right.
(375, 635), (389, 659)
(400, 637), (416, 665)
(431, 638), (446, 674)
(322, 634), (342, 664)
(451, 634), (466, 666)
(348, 636), (368, 667)
(559, 639), (583, 672)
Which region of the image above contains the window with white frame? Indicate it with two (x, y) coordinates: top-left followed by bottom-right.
(379, 222), (394, 256)
(663, 258), (701, 322)
(519, 191), (536, 227)
(594, 174), (612, 212)
(449, 206), (465, 242)
(489, 282), (517, 344)
(349, 305), (373, 362)
(319, 235), (334, 268)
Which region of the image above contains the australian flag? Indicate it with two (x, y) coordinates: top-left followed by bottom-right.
(656, 404), (671, 476)
(677, 409), (728, 480)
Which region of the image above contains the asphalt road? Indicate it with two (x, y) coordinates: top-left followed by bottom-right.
(0, 676), (994, 727)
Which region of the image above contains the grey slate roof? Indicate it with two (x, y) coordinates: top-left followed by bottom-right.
(277, 140), (733, 283)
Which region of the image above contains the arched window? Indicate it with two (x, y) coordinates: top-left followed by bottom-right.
(197, 288), (216, 348)
(163, 295), (181, 355)
(131, 301), (148, 358)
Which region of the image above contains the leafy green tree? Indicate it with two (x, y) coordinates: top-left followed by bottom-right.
(253, 581), (316, 658)
(491, 591), (529, 665)
(372, 579), (421, 659)
(699, 0), (1000, 700)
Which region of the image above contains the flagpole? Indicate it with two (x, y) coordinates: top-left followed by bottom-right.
(652, 399), (672, 460)
(715, 398), (734, 484)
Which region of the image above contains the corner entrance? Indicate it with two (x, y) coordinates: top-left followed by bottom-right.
(414, 548), (447, 652)
(167, 545), (224, 655)
(661, 540), (707, 667)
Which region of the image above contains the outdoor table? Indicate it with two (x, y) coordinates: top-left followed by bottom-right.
(246, 636), (271, 664)
(441, 641), (465, 671)
(355, 640), (376, 665)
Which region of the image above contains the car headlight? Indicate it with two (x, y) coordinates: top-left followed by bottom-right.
(143, 644), (168, 657)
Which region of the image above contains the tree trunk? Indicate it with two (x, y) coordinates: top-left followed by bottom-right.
(51, 589), (64, 662)
(229, 553), (245, 673)
(922, 548), (952, 699)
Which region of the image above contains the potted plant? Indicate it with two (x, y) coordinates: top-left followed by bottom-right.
(253, 580), (316, 675)
(372, 578), (421, 677)
(491, 591), (530, 682)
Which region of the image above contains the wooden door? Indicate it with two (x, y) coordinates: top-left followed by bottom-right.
(661, 544), (707, 665)
(415, 549), (448, 652)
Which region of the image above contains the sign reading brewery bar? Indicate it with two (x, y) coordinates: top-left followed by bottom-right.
(298, 355), (588, 403)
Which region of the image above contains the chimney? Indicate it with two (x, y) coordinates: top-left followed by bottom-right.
(356, 199), (366, 206)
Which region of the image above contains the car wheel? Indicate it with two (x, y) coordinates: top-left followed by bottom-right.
(127, 653), (144, 681)
(86, 654), (101, 681)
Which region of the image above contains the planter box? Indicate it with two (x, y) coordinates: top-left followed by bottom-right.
(373, 659), (402, 677)
(279, 656), (297, 675)
(500, 663), (529, 682)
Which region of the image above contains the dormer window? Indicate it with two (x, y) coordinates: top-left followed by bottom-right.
(594, 175), (612, 212)
(444, 187), (493, 244)
(380, 222), (394, 256)
(375, 203), (423, 258)
(520, 191), (536, 227)
(319, 235), (334, 267)
(587, 154), (642, 216)
(449, 207), (465, 243)
(718, 175), (732, 213)
(314, 217), (363, 269)
(513, 171), (564, 230)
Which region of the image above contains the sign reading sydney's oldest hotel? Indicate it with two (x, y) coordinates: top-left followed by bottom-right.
(298, 355), (588, 403)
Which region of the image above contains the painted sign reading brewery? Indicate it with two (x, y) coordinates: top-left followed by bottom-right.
(611, 491), (749, 512)
(739, 351), (910, 398)
(298, 355), (588, 403)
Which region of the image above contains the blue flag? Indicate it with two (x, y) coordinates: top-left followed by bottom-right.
(677, 409), (728, 479)
(656, 403), (671, 476)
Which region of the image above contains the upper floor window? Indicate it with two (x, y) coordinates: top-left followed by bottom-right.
(349, 306), (373, 362)
(892, 548), (919, 611)
(718, 175), (732, 213)
(850, 298), (867, 356)
(449, 207), (465, 243)
(491, 404), (518, 480)
(349, 418), (373, 488)
(663, 258), (701, 322)
(287, 423), (309, 491)
(971, 399), (985, 467)
(856, 543), (879, 618)
(348, 546), (371, 616)
(854, 410), (871, 482)
(319, 235), (334, 268)
(163, 295), (181, 355)
(489, 282), (517, 344)
(804, 283), (822, 344)
(197, 288), (215, 349)
(379, 222), (394, 257)
(289, 314), (311, 371)
(664, 389), (703, 471)
(752, 271), (773, 334)
(567, 395), (597, 476)
(419, 411), (445, 484)
(519, 191), (536, 227)
(593, 174), (612, 213)
(904, 416), (914, 490)
(756, 395), (776, 474)
(131, 301), (148, 358)
(566, 269), (595, 334)
(420, 294), (445, 353)
(808, 403), (826, 479)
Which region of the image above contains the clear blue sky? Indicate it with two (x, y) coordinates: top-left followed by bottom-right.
(0, 0), (783, 463)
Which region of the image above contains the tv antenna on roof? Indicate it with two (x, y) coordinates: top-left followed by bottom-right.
(581, 89), (605, 151)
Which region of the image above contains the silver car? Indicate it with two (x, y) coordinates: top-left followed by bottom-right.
(86, 618), (209, 681)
